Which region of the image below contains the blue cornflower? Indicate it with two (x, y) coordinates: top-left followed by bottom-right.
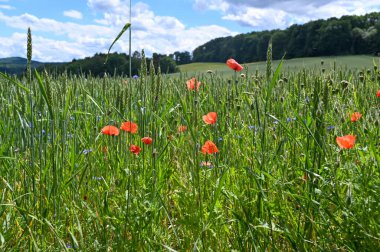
(82, 149), (93, 155)
(133, 75), (139, 79)
(248, 125), (255, 130)
(218, 137), (223, 141)
(327, 125), (335, 131)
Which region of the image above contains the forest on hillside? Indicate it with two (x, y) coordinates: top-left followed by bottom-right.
(192, 12), (380, 62)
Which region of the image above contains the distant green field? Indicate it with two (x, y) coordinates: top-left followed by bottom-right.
(178, 55), (378, 76)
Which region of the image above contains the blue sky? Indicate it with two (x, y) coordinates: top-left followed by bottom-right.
(0, 0), (379, 62)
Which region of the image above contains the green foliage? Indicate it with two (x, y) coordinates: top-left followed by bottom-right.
(0, 56), (379, 251)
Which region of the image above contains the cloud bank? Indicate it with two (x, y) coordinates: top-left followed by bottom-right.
(194, 0), (380, 29)
(0, 0), (235, 62)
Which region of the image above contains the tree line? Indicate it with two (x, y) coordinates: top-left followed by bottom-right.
(40, 51), (183, 77)
(192, 12), (380, 62)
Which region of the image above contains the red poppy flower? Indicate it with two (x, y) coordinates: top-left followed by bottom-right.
(121, 121), (138, 134)
(141, 137), (153, 145)
(178, 125), (187, 133)
(336, 135), (356, 149)
(377, 90), (380, 97)
(202, 112), (217, 125)
(129, 144), (141, 155)
(201, 140), (219, 154)
(186, 78), (201, 91)
(101, 125), (120, 136)
(350, 112), (362, 122)
(226, 58), (243, 72)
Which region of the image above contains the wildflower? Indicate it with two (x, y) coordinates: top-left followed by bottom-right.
(121, 121), (138, 134)
(302, 172), (308, 182)
(350, 112), (362, 122)
(327, 125), (335, 131)
(133, 75), (139, 79)
(200, 161), (214, 168)
(377, 90), (380, 97)
(101, 125), (120, 136)
(248, 125), (255, 130)
(178, 125), (187, 133)
(287, 117), (296, 122)
(141, 137), (153, 145)
(336, 135), (356, 149)
(186, 77), (201, 91)
(129, 144), (141, 155)
(201, 140), (219, 154)
(82, 149), (93, 155)
(226, 58), (243, 72)
(202, 112), (217, 125)
(102, 146), (108, 153)
(218, 137), (223, 141)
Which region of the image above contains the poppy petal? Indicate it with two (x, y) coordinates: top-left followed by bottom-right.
(141, 137), (153, 145)
(101, 125), (120, 136)
(226, 58), (243, 72)
(336, 135), (356, 149)
(201, 140), (219, 154)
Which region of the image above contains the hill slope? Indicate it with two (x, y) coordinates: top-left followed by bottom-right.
(0, 57), (45, 75)
(178, 55), (376, 76)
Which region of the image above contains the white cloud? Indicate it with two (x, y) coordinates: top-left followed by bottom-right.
(0, 4), (13, 9)
(194, 0), (380, 30)
(63, 10), (83, 20)
(0, 2), (236, 62)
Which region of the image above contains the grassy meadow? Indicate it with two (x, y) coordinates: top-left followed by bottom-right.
(1, 52), (380, 251)
(178, 55), (376, 77)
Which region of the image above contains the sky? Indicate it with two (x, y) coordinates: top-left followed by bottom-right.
(0, 0), (379, 62)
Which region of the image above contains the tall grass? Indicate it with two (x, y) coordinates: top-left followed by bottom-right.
(0, 48), (379, 251)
